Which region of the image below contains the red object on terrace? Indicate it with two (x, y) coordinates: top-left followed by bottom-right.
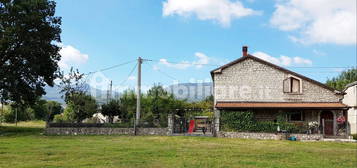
(337, 116), (346, 123)
(188, 120), (195, 134)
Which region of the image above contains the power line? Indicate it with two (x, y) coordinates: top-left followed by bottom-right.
(84, 60), (136, 75)
(118, 62), (138, 86)
(146, 62), (178, 80)
(157, 69), (178, 80)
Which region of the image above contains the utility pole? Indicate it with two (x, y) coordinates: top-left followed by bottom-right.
(106, 80), (113, 104)
(109, 80), (112, 100)
(136, 57), (142, 126)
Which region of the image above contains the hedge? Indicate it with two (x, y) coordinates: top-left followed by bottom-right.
(220, 111), (304, 133)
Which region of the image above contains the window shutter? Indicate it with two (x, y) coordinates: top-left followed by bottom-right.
(283, 78), (291, 92)
(291, 78), (300, 93)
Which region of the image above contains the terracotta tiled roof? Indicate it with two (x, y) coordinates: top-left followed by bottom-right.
(215, 102), (348, 109)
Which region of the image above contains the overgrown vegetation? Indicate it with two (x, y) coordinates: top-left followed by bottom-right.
(0, 100), (62, 123)
(326, 68), (357, 91)
(352, 134), (357, 140)
(220, 111), (303, 133)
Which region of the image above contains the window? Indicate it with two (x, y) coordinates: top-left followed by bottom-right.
(283, 76), (302, 93)
(288, 111), (304, 121)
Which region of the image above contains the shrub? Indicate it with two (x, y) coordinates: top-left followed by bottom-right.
(53, 114), (67, 123)
(220, 111), (256, 131)
(220, 111), (301, 133)
(352, 134), (357, 140)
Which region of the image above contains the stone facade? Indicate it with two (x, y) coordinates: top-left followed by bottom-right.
(343, 82), (357, 134)
(213, 58), (342, 102)
(44, 127), (169, 136)
(211, 56), (348, 137)
(218, 131), (323, 141)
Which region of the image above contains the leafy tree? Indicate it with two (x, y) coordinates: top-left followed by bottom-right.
(119, 90), (136, 121)
(67, 93), (98, 123)
(31, 99), (47, 120)
(57, 68), (96, 123)
(2, 103), (34, 122)
(326, 68), (357, 91)
(0, 0), (62, 105)
(58, 68), (87, 103)
(1, 99), (63, 122)
(142, 85), (186, 127)
(101, 99), (121, 123)
(146, 85), (172, 120)
(45, 101), (63, 122)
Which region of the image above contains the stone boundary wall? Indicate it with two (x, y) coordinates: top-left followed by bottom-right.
(44, 127), (169, 136)
(289, 133), (323, 141)
(218, 132), (323, 141)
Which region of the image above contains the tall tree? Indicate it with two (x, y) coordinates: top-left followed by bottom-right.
(67, 93), (97, 123)
(326, 68), (357, 91)
(0, 0), (62, 105)
(119, 90), (136, 121)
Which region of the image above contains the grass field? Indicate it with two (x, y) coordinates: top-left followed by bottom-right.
(0, 121), (356, 168)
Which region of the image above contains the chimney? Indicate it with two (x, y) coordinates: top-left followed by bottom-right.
(242, 46), (248, 57)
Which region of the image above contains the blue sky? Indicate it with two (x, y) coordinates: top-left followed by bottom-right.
(55, 0), (356, 90)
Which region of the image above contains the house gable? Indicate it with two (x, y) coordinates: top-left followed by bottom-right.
(212, 55), (343, 103)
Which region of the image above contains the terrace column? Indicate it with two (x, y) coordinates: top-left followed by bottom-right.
(333, 110), (337, 136)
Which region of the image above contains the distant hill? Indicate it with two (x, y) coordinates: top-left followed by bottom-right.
(166, 82), (212, 102)
(42, 85), (65, 104)
(43, 85), (117, 105)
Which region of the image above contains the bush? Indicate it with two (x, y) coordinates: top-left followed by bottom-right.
(53, 114), (67, 123)
(220, 111), (256, 131)
(352, 134), (357, 140)
(220, 111), (301, 133)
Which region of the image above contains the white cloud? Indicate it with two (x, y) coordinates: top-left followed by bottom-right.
(159, 59), (192, 69)
(192, 52), (210, 68)
(270, 0), (356, 45)
(162, 0), (260, 27)
(252, 51), (312, 66)
(159, 52), (212, 69)
(58, 44), (89, 69)
(293, 57), (312, 65)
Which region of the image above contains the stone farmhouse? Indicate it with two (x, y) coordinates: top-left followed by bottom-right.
(211, 46), (350, 137)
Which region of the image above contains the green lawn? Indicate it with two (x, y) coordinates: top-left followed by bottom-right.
(0, 122), (356, 168)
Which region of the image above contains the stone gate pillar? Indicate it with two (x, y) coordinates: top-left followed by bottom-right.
(167, 114), (174, 135)
(213, 109), (220, 137)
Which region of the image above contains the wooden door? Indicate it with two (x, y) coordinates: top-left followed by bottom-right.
(321, 111), (334, 135)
